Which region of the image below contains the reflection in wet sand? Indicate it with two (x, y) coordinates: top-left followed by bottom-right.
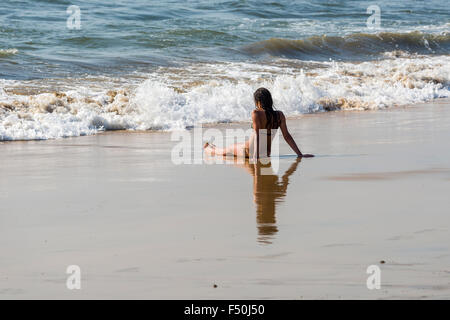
(239, 158), (301, 245)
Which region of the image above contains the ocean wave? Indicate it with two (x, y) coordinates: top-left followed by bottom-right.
(243, 32), (450, 60)
(1, 54), (449, 141)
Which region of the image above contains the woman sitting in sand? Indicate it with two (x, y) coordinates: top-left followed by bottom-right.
(204, 87), (314, 159)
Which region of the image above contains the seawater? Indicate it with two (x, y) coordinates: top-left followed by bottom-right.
(0, 0), (449, 140)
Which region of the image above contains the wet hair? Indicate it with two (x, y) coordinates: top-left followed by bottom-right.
(253, 87), (280, 129)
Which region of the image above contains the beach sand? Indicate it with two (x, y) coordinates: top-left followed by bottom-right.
(1, 99), (450, 299)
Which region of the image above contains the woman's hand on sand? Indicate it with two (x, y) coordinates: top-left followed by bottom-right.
(298, 154), (314, 158)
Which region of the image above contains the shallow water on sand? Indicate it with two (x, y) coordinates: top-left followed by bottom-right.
(1, 99), (449, 299)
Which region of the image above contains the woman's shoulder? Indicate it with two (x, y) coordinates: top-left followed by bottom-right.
(251, 109), (285, 120)
(277, 110), (286, 119)
(251, 109), (265, 118)
(274, 110), (285, 121)
(251, 109), (265, 114)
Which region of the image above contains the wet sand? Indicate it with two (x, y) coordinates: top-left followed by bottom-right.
(1, 99), (450, 299)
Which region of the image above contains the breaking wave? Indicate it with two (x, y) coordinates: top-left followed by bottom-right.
(1, 53), (449, 141)
(243, 32), (450, 60)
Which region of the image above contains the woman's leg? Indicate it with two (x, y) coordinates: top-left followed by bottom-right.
(204, 142), (249, 158)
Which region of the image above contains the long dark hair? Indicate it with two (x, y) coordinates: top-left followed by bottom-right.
(253, 87), (280, 130)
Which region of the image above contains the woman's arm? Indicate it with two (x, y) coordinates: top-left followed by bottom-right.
(279, 112), (314, 158)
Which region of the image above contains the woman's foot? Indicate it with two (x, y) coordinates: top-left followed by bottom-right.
(203, 142), (216, 156)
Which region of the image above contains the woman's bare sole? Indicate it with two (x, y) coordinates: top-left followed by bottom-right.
(203, 142), (217, 156)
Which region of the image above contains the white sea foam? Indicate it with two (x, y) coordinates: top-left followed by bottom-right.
(1, 55), (449, 141)
(0, 49), (19, 56)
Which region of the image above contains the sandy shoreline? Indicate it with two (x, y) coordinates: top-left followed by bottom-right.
(1, 99), (450, 299)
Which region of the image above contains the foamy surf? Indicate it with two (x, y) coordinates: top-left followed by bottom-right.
(1, 54), (449, 141)
(0, 49), (18, 57)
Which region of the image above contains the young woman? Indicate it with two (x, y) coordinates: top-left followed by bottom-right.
(204, 87), (314, 159)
